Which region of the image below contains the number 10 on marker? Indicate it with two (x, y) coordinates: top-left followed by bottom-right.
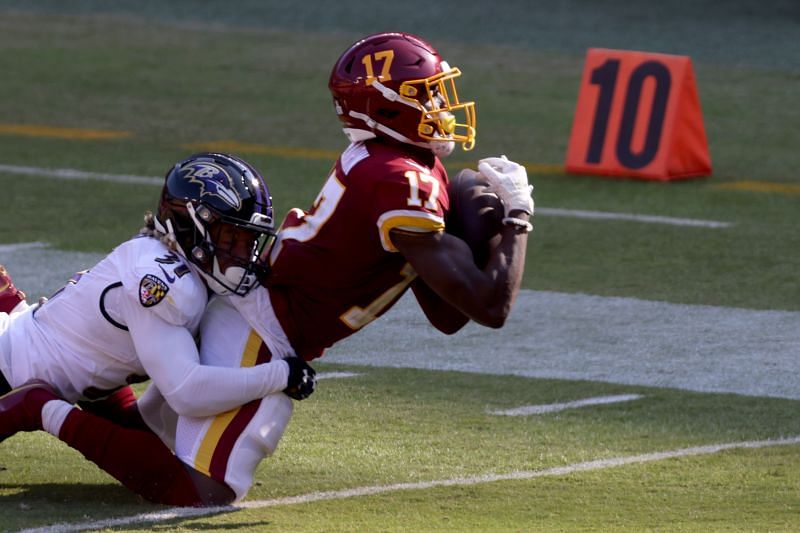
(565, 48), (711, 181)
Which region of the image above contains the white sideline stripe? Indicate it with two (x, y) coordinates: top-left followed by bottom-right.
(536, 207), (732, 228)
(489, 394), (644, 416)
(0, 241), (49, 253)
(317, 371), (361, 380)
(24, 436), (800, 533)
(0, 163), (161, 185)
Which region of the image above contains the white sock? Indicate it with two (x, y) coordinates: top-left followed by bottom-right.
(41, 399), (74, 437)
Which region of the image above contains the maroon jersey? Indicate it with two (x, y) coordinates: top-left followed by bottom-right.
(265, 139), (450, 359)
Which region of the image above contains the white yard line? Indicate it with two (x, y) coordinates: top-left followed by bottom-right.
(0, 164), (161, 185)
(0, 241), (48, 253)
(489, 394), (644, 416)
(1, 163), (730, 227)
(536, 207), (732, 228)
(23, 436), (800, 533)
(317, 371), (361, 380)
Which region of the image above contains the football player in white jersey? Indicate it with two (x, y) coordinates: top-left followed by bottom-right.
(0, 152), (315, 505)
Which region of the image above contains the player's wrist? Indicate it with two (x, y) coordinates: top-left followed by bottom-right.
(506, 209), (530, 219)
(502, 216), (533, 233)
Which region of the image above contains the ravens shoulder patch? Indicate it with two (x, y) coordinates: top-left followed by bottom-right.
(139, 274), (169, 307)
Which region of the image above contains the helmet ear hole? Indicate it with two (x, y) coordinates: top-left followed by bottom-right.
(192, 246), (208, 263)
(196, 205), (214, 222)
(400, 85), (417, 98)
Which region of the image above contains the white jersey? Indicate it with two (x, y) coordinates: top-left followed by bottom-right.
(0, 236), (207, 402)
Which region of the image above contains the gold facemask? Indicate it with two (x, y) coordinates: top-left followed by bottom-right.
(399, 65), (476, 151)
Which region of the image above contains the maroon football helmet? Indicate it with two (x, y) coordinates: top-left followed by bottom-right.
(329, 32), (476, 156)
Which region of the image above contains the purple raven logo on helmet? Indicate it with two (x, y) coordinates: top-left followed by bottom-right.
(182, 162), (242, 210)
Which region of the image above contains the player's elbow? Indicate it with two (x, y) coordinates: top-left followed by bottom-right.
(164, 395), (204, 417)
(424, 303), (470, 334)
(163, 389), (219, 418)
(483, 313), (508, 329)
(475, 303), (512, 329)
(432, 317), (469, 335)
(164, 394), (195, 417)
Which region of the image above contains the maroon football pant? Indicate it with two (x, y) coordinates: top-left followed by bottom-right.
(58, 389), (235, 506)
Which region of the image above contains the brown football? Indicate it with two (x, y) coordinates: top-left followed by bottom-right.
(445, 168), (504, 268)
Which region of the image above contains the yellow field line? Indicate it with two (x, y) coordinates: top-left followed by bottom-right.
(0, 123), (132, 140)
(711, 181), (800, 195)
(183, 143), (567, 176)
(522, 162), (564, 175)
(182, 140), (340, 161)
(2, 125), (794, 194)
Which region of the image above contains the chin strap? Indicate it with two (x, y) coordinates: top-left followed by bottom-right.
(348, 111), (430, 149)
(347, 111), (456, 158)
(342, 127), (377, 143)
(349, 78), (458, 156)
(152, 216), (171, 240)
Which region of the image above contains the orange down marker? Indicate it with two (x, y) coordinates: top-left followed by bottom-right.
(565, 48), (712, 181)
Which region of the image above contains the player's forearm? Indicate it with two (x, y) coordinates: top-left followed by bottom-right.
(479, 221), (529, 327)
(129, 300), (291, 417)
(161, 360), (290, 418)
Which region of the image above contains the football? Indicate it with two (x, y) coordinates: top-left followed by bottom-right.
(445, 168), (504, 268)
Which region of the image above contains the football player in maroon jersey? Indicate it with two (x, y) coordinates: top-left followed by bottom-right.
(260, 31), (533, 360)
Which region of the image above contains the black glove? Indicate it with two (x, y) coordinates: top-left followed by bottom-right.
(283, 357), (317, 400)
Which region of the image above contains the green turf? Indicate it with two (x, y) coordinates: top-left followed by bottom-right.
(1, 363), (798, 531)
(0, 8), (798, 308)
(0, 2), (798, 530)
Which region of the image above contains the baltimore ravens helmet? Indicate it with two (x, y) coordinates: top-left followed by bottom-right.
(155, 152), (275, 296)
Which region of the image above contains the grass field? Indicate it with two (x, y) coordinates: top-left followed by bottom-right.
(1, 1), (799, 531)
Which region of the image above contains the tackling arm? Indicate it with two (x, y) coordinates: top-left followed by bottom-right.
(122, 299), (291, 417)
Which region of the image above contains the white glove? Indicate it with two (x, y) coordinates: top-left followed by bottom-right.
(478, 155), (534, 216)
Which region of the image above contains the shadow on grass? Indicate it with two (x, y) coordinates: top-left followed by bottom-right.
(1, 480), (144, 500)
(0, 482), (270, 531)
